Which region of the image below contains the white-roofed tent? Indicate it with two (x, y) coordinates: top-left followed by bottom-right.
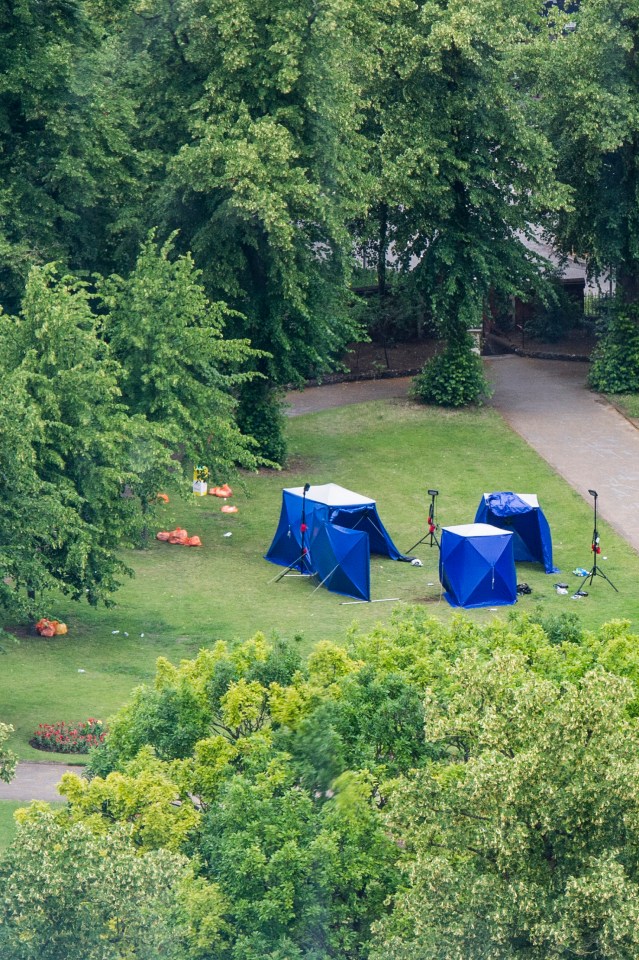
(474, 492), (559, 573)
(265, 484), (408, 601)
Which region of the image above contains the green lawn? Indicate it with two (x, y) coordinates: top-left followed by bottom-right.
(605, 393), (639, 422)
(0, 802), (24, 852)
(2, 398), (638, 760)
(0, 801), (65, 852)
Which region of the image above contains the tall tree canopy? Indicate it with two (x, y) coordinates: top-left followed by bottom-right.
(0, 0), (143, 312)
(0, 265), (167, 609)
(539, 0), (639, 303)
(372, 650), (639, 960)
(371, 0), (562, 325)
(99, 231), (265, 476)
(44, 610), (639, 959)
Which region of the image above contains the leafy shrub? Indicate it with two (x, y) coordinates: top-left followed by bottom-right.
(530, 608), (584, 645)
(411, 334), (492, 407)
(236, 380), (287, 465)
(30, 718), (106, 754)
(589, 304), (639, 393)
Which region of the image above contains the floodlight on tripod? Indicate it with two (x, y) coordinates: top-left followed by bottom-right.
(406, 489), (440, 554)
(274, 482), (312, 581)
(579, 489), (618, 593)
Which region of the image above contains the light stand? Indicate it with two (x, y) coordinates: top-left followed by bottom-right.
(275, 482), (312, 581)
(406, 489), (440, 554)
(579, 489), (618, 593)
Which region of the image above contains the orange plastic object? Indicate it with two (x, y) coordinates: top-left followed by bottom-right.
(156, 493), (169, 503)
(186, 535), (202, 547)
(36, 619), (56, 637)
(221, 504), (238, 514)
(53, 622), (68, 636)
(211, 484), (233, 498)
(156, 531), (171, 541)
(168, 527), (189, 544)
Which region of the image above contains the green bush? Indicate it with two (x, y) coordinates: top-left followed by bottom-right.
(589, 305), (639, 393)
(237, 380), (287, 465)
(410, 334), (492, 407)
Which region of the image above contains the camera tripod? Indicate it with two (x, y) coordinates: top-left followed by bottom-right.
(406, 489), (440, 554)
(580, 489), (618, 593)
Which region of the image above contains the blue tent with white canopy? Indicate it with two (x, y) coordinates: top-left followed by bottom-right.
(474, 492), (558, 574)
(440, 523), (517, 608)
(265, 483), (407, 600)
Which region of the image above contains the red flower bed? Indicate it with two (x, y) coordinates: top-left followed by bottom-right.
(30, 719), (106, 754)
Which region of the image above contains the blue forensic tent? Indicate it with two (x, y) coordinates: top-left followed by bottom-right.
(440, 523), (517, 609)
(309, 520), (370, 601)
(474, 492), (559, 574)
(265, 483), (407, 600)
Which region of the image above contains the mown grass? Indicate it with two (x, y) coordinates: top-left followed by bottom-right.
(0, 801), (64, 852)
(0, 802), (24, 852)
(605, 393), (639, 422)
(2, 398), (638, 760)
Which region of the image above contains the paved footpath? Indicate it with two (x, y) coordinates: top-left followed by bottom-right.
(485, 356), (639, 555)
(0, 762), (84, 803)
(3, 354), (638, 803)
(286, 357), (639, 555)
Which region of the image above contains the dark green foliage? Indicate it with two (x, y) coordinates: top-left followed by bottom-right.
(530, 608), (584, 646)
(524, 283), (583, 343)
(99, 232), (265, 475)
(411, 336), (492, 407)
(199, 764), (400, 960)
(588, 305), (639, 393)
(363, 0), (564, 374)
(0, 266), (155, 610)
(0, 0), (144, 312)
(236, 380), (288, 466)
(538, 0), (639, 306)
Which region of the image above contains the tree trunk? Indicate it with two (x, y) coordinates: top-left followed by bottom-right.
(377, 202), (388, 299)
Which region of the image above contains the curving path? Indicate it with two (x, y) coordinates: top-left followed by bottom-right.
(0, 761), (83, 803)
(2, 354), (638, 803)
(485, 356), (639, 555)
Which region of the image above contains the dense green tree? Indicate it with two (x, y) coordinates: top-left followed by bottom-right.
(0, 265), (169, 608)
(538, 0), (639, 304)
(0, 722), (16, 783)
(105, 0), (373, 459)
(99, 231), (266, 477)
(371, 651), (639, 960)
(0, 807), (195, 960)
(66, 612), (639, 958)
(536, 0), (639, 389)
(361, 0), (564, 402)
(0, 0), (144, 312)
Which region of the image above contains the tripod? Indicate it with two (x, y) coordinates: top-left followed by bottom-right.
(275, 483), (312, 581)
(579, 489), (618, 593)
(406, 489), (440, 554)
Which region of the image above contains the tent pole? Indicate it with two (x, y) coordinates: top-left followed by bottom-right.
(270, 551), (310, 583)
(339, 597), (400, 605)
(310, 563), (342, 595)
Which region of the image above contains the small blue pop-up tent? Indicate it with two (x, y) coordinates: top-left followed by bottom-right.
(440, 523), (517, 609)
(474, 492), (558, 574)
(309, 520), (370, 601)
(265, 483), (407, 600)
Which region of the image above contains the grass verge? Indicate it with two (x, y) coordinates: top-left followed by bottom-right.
(2, 398), (638, 759)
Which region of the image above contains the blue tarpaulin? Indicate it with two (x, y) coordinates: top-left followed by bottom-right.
(440, 523), (517, 609)
(265, 483), (407, 600)
(309, 520), (370, 601)
(474, 492), (558, 574)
